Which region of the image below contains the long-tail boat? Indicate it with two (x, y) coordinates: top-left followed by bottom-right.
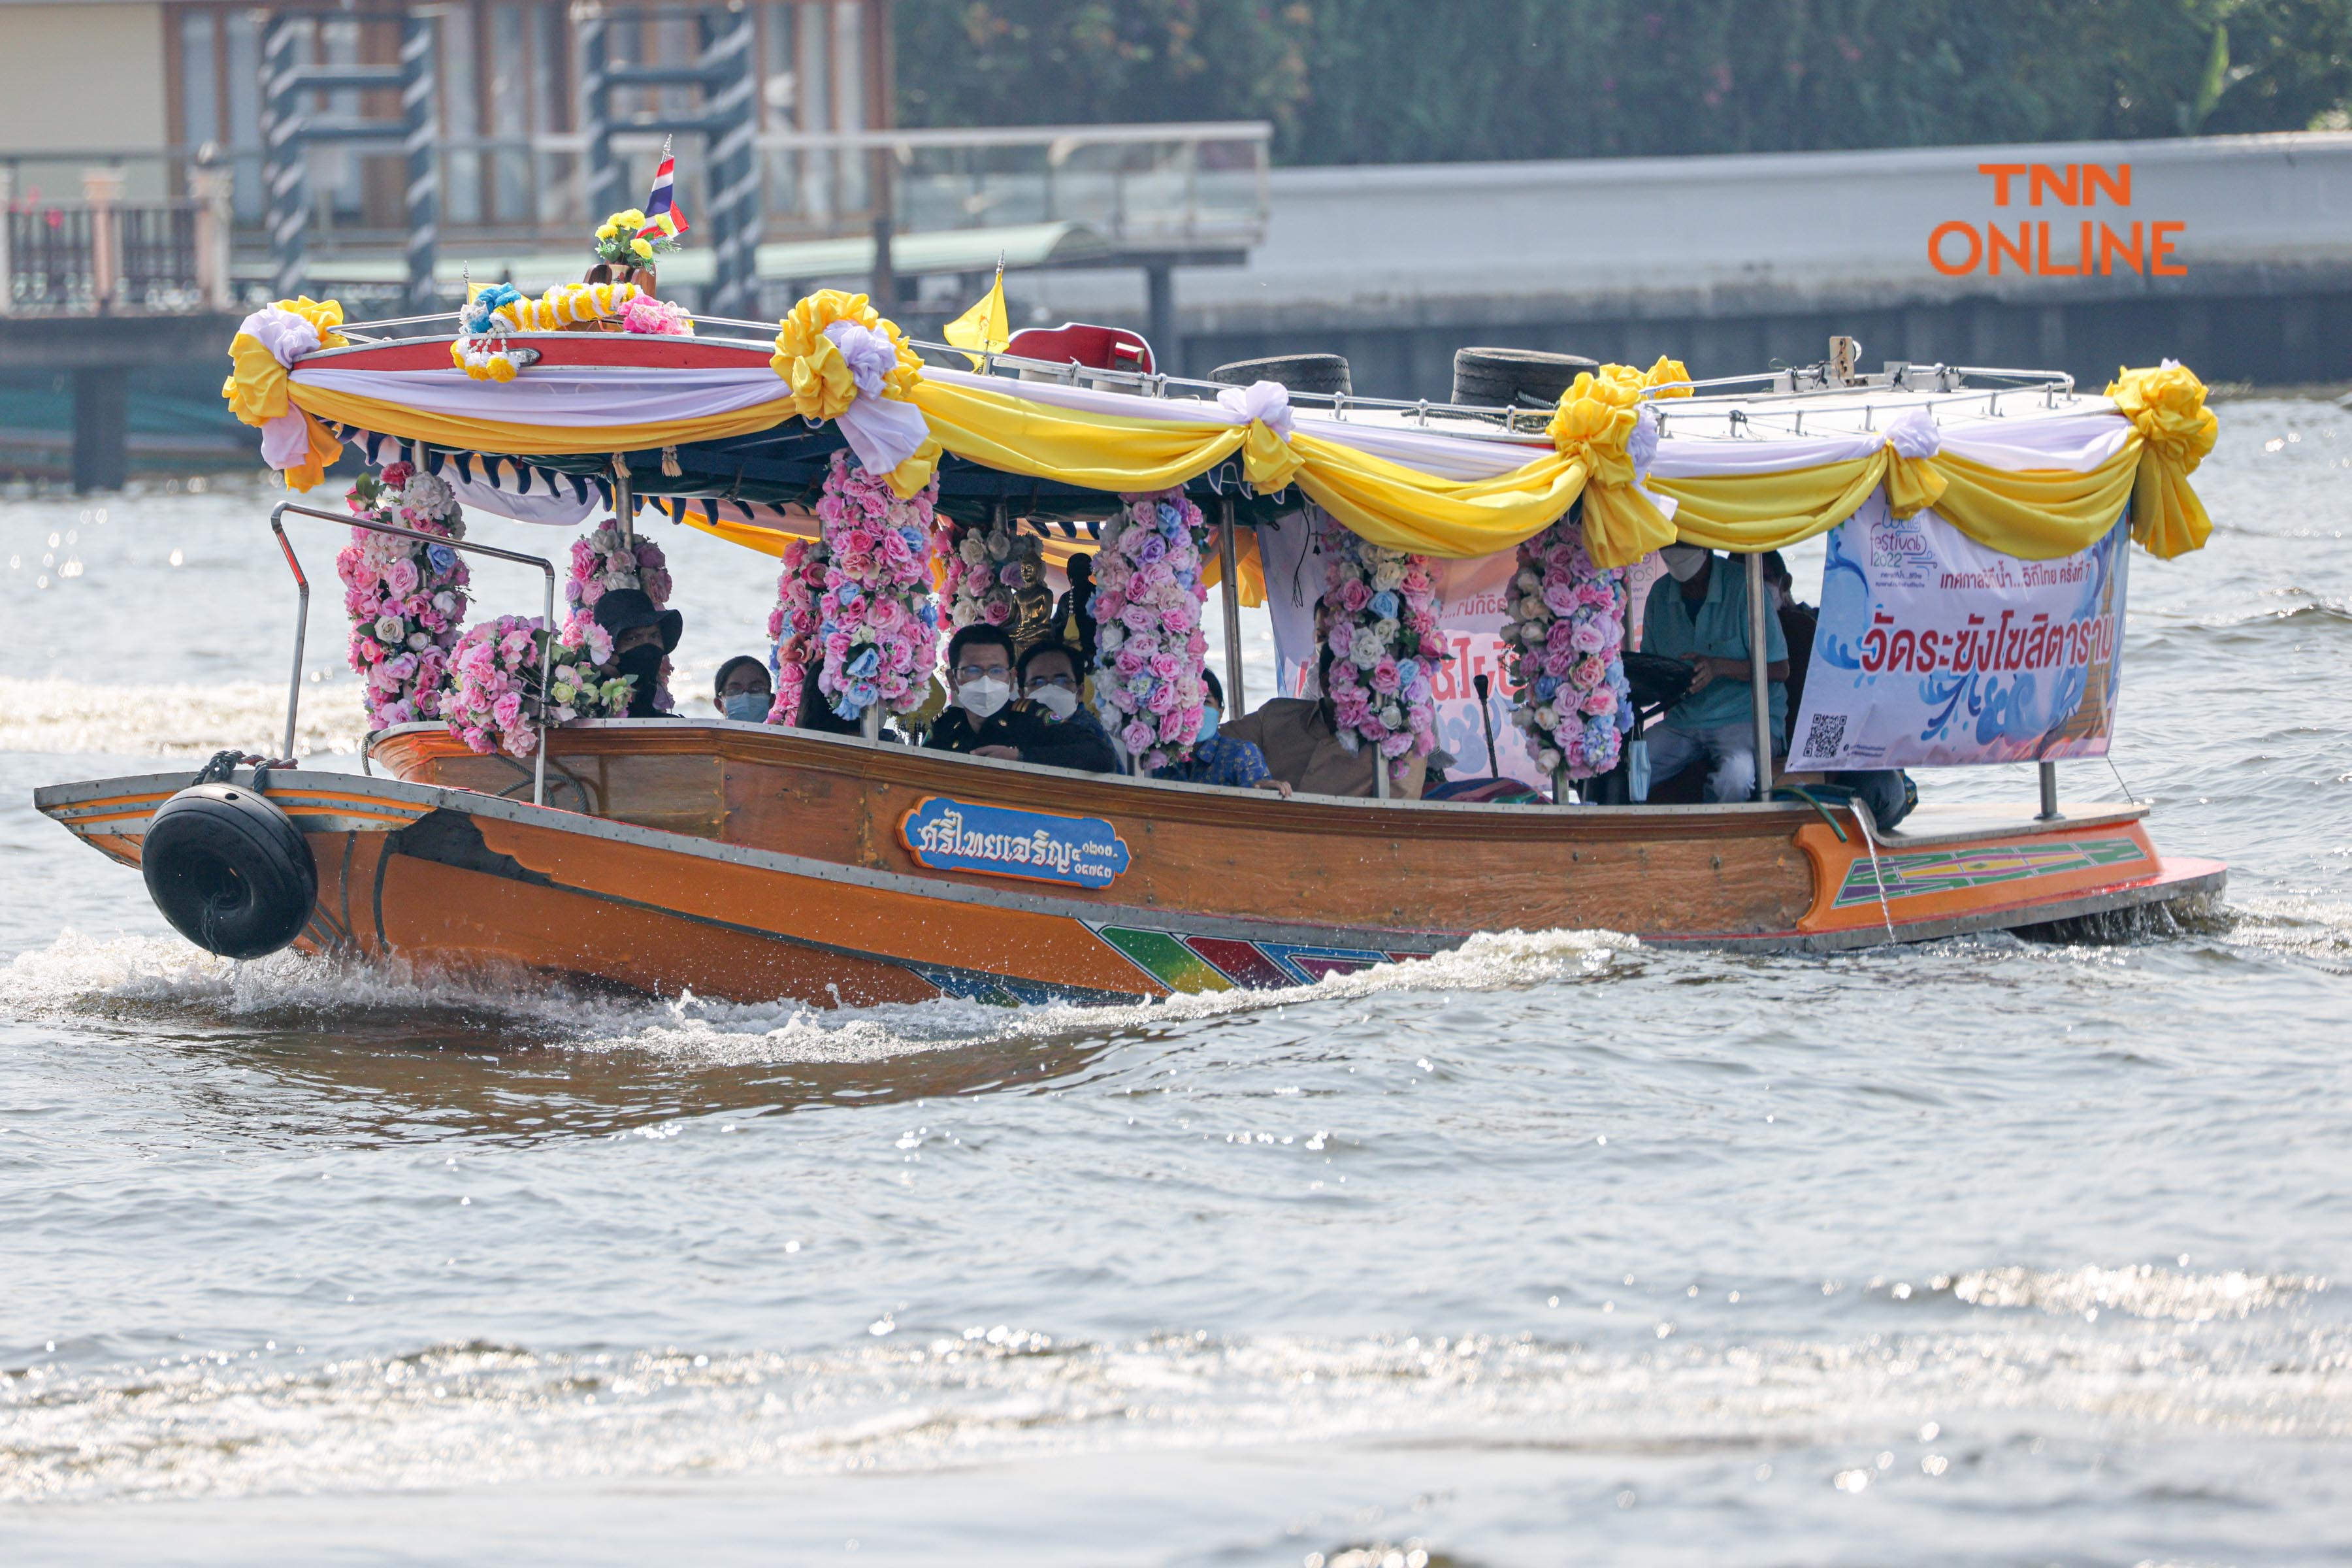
(35, 287), (2226, 1005)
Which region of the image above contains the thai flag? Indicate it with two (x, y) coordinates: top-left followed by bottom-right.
(638, 154), (689, 241)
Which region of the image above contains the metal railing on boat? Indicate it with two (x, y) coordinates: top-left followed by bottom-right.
(269, 501), (559, 808)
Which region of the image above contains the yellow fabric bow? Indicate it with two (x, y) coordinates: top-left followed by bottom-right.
(279, 295), (347, 350)
(1548, 365), (1674, 567)
(221, 297), (348, 491)
(1882, 434), (1950, 521)
(1642, 355), (1693, 399)
(223, 331), (292, 426)
(770, 289), (923, 422)
(2108, 362), (2217, 559)
(1240, 417), (1304, 494)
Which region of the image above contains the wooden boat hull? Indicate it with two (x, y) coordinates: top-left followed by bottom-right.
(33, 721), (2225, 1005)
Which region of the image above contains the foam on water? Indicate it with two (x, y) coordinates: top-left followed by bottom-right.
(4, 1274), (2342, 1503)
(1, 926), (1642, 1070)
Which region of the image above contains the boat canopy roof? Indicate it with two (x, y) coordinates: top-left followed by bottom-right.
(230, 299), (2221, 568)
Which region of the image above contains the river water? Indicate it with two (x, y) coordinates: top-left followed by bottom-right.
(2, 400), (2349, 1565)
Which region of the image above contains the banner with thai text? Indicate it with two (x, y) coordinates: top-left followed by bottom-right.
(1425, 552), (1545, 783)
(1789, 495), (2130, 771)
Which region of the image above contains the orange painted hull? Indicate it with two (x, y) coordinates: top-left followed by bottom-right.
(37, 723), (2226, 1005)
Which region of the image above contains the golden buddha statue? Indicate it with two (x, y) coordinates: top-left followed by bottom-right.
(1007, 539), (1056, 659)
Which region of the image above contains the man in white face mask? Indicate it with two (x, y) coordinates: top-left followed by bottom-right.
(922, 627), (1118, 774)
(1637, 543), (1789, 802)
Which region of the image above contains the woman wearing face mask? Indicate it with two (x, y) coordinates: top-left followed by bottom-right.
(1151, 669), (1291, 796)
(591, 588), (683, 719)
(923, 627), (1117, 774)
(713, 655), (774, 723)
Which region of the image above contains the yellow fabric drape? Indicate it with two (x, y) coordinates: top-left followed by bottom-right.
(1545, 365), (1674, 567)
(223, 297), (350, 492)
(1883, 447), (1948, 519)
(2108, 362), (2217, 559)
(911, 378), (1599, 560)
(1656, 439), (2151, 562)
(1650, 454), (1889, 554)
(913, 377), (1251, 492)
(1198, 525), (1267, 608)
(286, 380), (801, 455)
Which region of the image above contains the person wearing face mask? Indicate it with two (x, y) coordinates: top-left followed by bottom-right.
(1015, 641), (1120, 771)
(591, 587), (683, 719)
(923, 627), (1117, 774)
(1152, 669), (1290, 796)
(1637, 542), (1787, 803)
(713, 655), (774, 723)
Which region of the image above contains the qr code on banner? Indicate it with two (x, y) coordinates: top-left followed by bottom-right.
(1804, 712), (1847, 760)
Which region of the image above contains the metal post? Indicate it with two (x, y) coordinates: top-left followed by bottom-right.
(612, 458), (632, 547)
(1145, 262), (1176, 372)
(578, 12), (622, 223)
(1374, 757), (1392, 800)
(534, 565), (552, 809)
(1218, 498), (1245, 711)
(1746, 550), (1773, 802)
(271, 502), (559, 805)
(261, 12), (310, 301)
(270, 517), (310, 760)
(702, 7), (761, 318)
(399, 11), (438, 314)
(2037, 760), (2061, 821)
(861, 706), (883, 741)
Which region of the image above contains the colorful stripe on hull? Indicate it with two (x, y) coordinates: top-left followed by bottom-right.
(1089, 922), (1429, 994)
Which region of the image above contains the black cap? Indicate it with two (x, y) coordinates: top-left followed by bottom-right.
(593, 587), (682, 653)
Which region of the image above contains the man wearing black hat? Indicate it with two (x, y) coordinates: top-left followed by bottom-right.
(591, 587), (683, 719)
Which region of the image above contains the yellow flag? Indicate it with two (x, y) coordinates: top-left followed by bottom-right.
(942, 268), (1010, 368)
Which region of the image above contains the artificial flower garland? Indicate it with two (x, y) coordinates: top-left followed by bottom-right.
(451, 284), (532, 382)
(1501, 519), (1631, 781)
(770, 289), (923, 422)
(335, 461), (470, 731)
(1090, 487), (1209, 772)
(811, 451), (941, 726)
(1314, 508), (1446, 784)
(618, 295), (693, 336)
(441, 609), (638, 759)
(939, 508), (1037, 629)
(559, 519), (675, 715)
(763, 532), (832, 727)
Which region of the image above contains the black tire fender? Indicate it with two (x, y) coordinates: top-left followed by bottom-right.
(1450, 346), (1600, 408)
(1207, 353), (1352, 396)
(140, 783), (318, 960)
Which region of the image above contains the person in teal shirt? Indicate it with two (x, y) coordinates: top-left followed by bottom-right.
(1639, 544), (1788, 802)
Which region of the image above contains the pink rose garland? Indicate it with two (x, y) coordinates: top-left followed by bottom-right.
(1313, 508), (1446, 785)
(335, 461), (469, 731)
(559, 519), (674, 714)
(1502, 519), (1630, 779)
(1090, 487), (1208, 770)
(938, 508), (1034, 629)
(763, 532), (832, 726)
(810, 450), (941, 726)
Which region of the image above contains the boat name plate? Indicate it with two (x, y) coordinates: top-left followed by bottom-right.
(898, 796), (1132, 889)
